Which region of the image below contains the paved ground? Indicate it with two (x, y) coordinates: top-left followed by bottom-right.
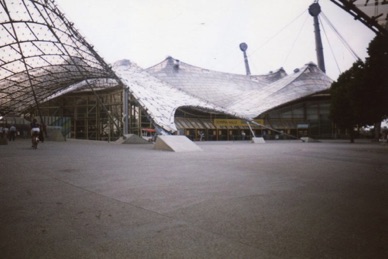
(0, 138), (387, 258)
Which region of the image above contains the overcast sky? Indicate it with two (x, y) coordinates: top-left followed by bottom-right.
(56, 0), (376, 80)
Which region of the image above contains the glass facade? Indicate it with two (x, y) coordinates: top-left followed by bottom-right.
(36, 88), (123, 141)
(259, 93), (332, 139)
(36, 89), (334, 141)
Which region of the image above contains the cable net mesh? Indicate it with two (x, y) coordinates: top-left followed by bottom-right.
(0, 0), (117, 115)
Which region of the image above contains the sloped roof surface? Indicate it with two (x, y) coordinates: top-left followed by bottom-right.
(146, 57), (333, 121)
(0, 0), (118, 115)
(229, 64), (333, 117)
(146, 57), (288, 110)
(111, 57), (333, 132)
(113, 60), (235, 132)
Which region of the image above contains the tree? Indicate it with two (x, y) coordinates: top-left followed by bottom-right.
(364, 35), (388, 137)
(330, 61), (366, 142)
(330, 35), (388, 142)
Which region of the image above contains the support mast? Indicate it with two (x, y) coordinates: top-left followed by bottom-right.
(239, 42), (251, 76)
(309, 1), (326, 73)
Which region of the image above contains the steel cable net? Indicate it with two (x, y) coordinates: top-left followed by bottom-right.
(0, 0), (118, 116)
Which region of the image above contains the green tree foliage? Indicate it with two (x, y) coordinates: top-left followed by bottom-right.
(330, 35), (388, 142)
(330, 61), (365, 142)
(364, 35), (388, 122)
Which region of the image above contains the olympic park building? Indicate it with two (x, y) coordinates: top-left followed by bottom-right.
(0, 0), (334, 142)
(27, 57), (333, 141)
(1, 0), (386, 142)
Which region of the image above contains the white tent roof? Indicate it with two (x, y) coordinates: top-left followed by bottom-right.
(113, 57), (333, 132)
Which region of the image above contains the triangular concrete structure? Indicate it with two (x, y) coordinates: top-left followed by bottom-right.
(116, 134), (150, 144)
(251, 137), (266, 144)
(46, 126), (65, 141)
(154, 135), (202, 152)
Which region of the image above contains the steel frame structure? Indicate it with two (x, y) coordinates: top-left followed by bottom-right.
(0, 0), (123, 124)
(330, 0), (388, 36)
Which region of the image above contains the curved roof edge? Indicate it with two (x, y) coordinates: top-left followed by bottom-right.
(228, 62), (333, 118)
(113, 59), (243, 133)
(112, 58), (333, 133)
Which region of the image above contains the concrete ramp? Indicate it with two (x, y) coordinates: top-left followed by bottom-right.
(46, 126), (65, 141)
(251, 137), (266, 144)
(116, 134), (150, 144)
(154, 135), (202, 152)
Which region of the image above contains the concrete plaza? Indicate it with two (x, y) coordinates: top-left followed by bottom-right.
(0, 138), (387, 258)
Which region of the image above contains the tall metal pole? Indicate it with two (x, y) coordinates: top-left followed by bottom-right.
(239, 43), (251, 76)
(309, 2), (326, 73)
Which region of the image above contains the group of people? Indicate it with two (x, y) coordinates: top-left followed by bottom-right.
(0, 119), (45, 149)
(197, 130), (247, 141)
(0, 124), (17, 141)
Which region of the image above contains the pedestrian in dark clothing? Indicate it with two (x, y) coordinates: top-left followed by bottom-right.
(9, 125), (16, 141)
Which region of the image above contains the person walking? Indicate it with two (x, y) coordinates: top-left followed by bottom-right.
(241, 131), (246, 140)
(9, 125), (16, 141)
(30, 119), (40, 149)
